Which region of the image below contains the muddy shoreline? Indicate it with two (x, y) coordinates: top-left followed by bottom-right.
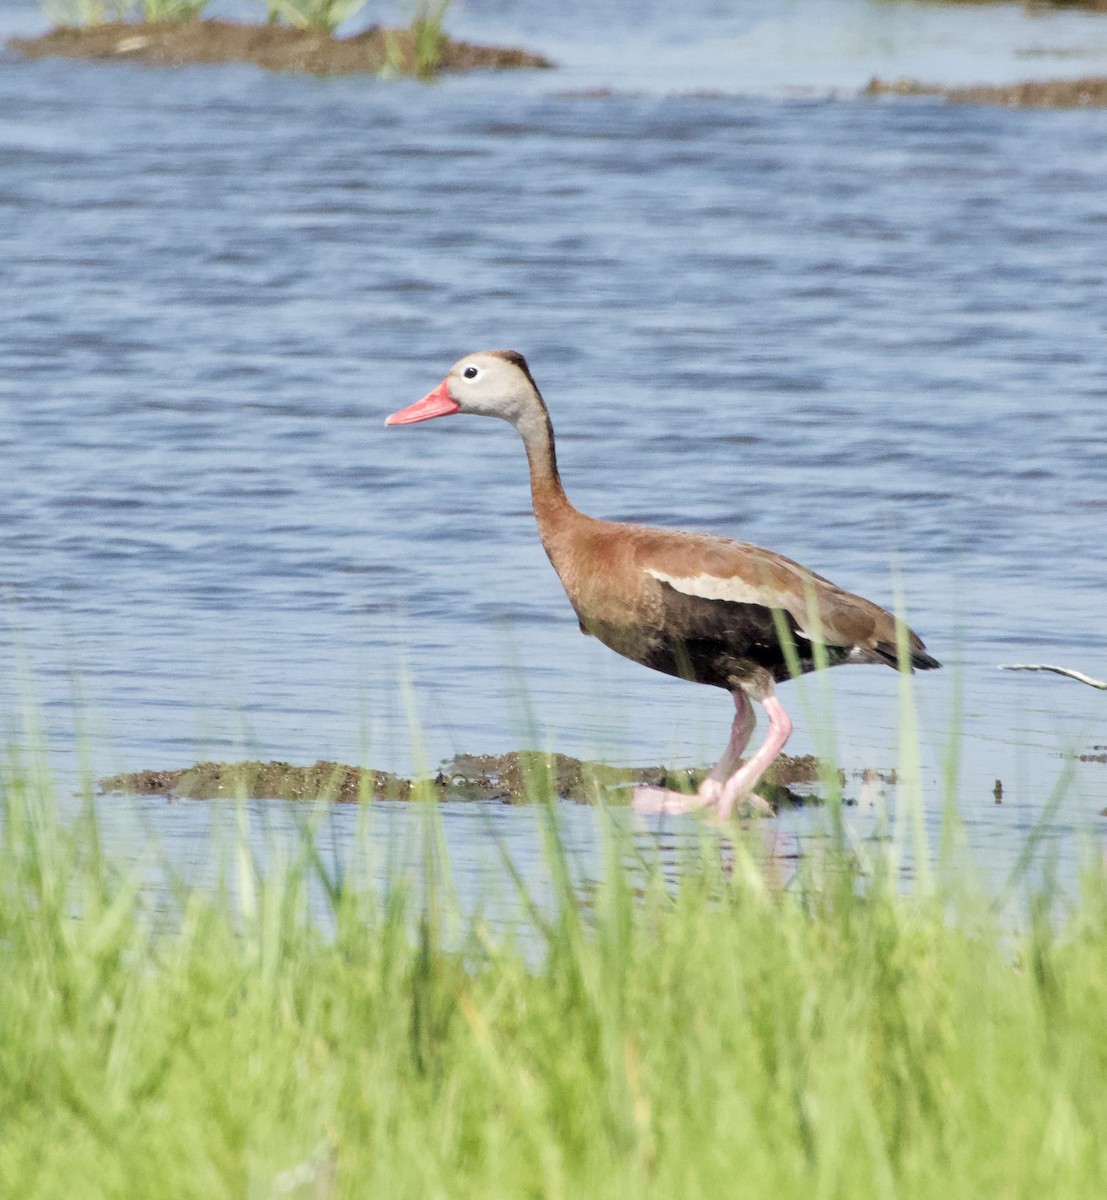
(99, 750), (858, 808)
(10, 19), (553, 77)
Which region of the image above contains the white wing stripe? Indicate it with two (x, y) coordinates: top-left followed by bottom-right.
(646, 567), (816, 640)
(645, 567), (766, 606)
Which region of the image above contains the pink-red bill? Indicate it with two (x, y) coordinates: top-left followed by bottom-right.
(385, 379), (458, 426)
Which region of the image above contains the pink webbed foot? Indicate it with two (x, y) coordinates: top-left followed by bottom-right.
(631, 782), (714, 817)
(631, 779), (773, 819)
(694, 776), (775, 818)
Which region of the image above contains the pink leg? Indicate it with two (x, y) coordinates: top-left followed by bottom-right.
(633, 690), (787, 819)
(713, 695), (791, 821)
(708, 691), (757, 782)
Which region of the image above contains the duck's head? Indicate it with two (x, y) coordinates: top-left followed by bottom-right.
(386, 350), (544, 429)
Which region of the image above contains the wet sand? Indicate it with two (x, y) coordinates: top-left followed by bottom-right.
(10, 19), (553, 77)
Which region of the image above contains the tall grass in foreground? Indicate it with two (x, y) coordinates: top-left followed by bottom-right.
(0, 753), (1105, 1198)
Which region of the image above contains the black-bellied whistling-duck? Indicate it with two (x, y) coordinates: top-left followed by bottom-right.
(386, 350), (940, 819)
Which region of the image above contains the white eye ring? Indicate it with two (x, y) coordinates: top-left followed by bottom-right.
(463, 365), (479, 379)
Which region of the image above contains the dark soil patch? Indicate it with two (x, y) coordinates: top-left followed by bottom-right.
(10, 19), (553, 77)
(100, 749), (840, 809)
(864, 74), (1107, 108)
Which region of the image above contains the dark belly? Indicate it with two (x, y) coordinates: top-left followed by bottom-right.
(580, 591), (852, 690)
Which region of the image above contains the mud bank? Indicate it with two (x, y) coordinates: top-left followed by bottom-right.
(10, 19), (553, 77)
(99, 749), (845, 808)
(865, 75), (1107, 108)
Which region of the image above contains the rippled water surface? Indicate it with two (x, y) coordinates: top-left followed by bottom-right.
(1, 0), (1105, 891)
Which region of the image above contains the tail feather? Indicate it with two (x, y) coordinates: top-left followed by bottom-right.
(872, 640), (942, 672)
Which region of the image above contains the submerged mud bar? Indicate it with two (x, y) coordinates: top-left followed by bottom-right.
(99, 750), (838, 806)
(864, 74), (1107, 109)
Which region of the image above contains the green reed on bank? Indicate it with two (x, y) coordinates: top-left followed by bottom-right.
(377, 0), (449, 78)
(44, 0), (210, 23)
(39, 0), (449, 39)
(262, 0), (451, 46)
(263, 0), (372, 34)
(41, 0), (130, 26)
(0, 729), (1104, 1200)
(409, 0), (449, 76)
(137, 0), (210, 19)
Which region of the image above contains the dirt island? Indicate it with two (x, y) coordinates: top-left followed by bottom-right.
(10, 18), (554, 78)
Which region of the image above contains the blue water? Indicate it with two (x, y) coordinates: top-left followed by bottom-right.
(1, 0), (1105, 893)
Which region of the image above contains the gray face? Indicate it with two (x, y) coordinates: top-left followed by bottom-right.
(443, 352), (539, 425)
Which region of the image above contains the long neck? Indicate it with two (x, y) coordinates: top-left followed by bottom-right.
(514, 401), (582, 553)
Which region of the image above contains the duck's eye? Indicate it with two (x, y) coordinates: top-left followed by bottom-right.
(463, 366), (479, 380)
